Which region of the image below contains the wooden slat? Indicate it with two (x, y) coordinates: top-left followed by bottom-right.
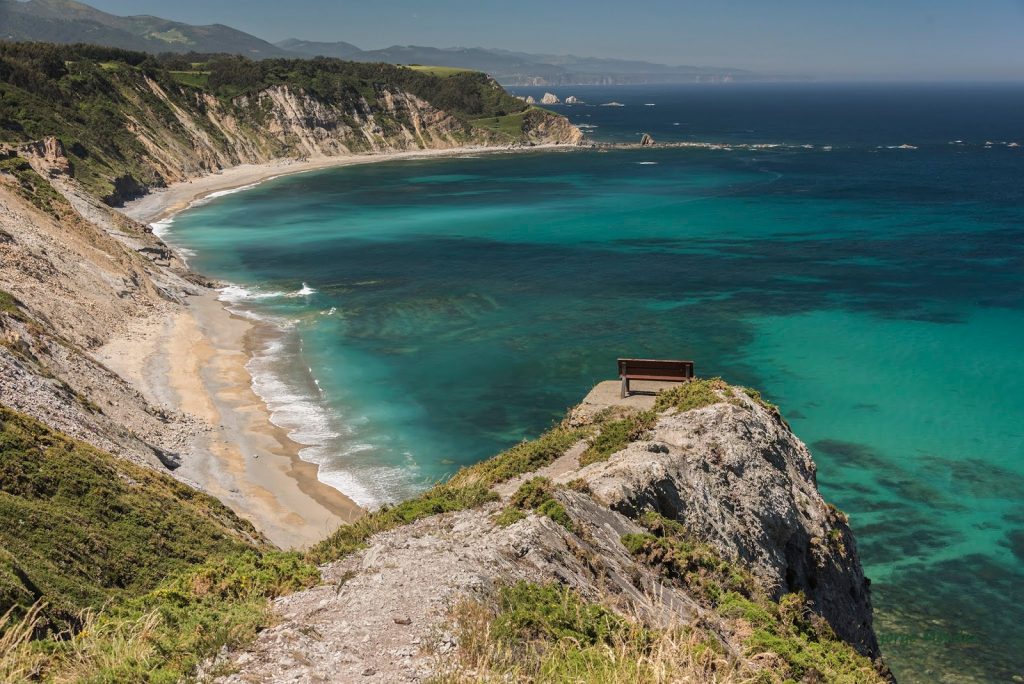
(617, 358), (694, 380)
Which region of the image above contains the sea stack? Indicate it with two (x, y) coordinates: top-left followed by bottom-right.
(540, 92), (561, 105)
(640, 132), (656, 146)
(565, 95), (581, 104)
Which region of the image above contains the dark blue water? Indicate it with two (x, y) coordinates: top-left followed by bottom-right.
(166, 84), (1024, 682)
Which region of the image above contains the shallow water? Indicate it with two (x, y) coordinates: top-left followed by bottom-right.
(167, 84), (1024, 681)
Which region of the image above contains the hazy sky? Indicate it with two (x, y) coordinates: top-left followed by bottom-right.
(85, 0), (1024, 79)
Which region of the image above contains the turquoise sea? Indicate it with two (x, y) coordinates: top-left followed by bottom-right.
(164, 84), (1024, 681)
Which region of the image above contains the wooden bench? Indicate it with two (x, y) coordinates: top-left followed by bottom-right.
(618, 358), (694, 398)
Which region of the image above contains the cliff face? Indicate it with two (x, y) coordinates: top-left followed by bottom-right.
(98, 80), (580, 204)
(118, 80), (511, 192)
(0, 144), (205, 470)
(0, 45), (584, 204)
(571, 391), (879, 654)
(213, 382), (890, 683)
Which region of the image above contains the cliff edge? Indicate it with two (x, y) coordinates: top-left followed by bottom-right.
(212, 380), (891, 683)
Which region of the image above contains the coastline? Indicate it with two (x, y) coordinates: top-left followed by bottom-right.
(122, 144), (579, 225)
(111, 144), (577, 548)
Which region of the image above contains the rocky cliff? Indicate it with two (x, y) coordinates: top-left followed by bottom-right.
(213, 381), (891, 682)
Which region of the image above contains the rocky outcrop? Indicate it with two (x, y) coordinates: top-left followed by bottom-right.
(640, 132), (656, 146)
(565, 95), (581, 104)
(14, 137), (72, 177)
(522, 108), (585, 145)
(213, 383), (888, 682)
(540, 92), (561, 105)
(575, 393), (879, 655)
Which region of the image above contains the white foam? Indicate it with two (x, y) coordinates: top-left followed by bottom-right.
(637, 161), (659, 165)
(150, 216), (174, 239)
(191, 182), (263, 208)
(219, 284), (287, 303)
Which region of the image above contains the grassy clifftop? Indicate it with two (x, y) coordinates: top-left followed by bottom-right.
(0, 42), (574, 203)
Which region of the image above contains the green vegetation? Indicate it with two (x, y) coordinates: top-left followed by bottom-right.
(448, 424), (585, 488)
(435, 581), (739, 683)
(405, 65), (474, 78)
(469, 111), (529, 139)
(0, 289), (25, 320)
(0, 407), (265, 632)
(168, 69), (210, 88)
(579, 409), (657, 466)
(1, 550), (318, 683)
(654, 377), (729, 413)
(503, 477), (574, 531)
(0, 42), (540, 203)
(312, 422), (584, 563)
(0, 155), (68, 217)
(0, 407), (322, 681)
(623, 513), (884, 683)
(621, 512), (758, 605)
(308, 481), (498, 564)
(739, 386), (778, 412)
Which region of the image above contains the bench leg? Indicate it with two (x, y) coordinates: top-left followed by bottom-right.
(620, 376), (629, 398)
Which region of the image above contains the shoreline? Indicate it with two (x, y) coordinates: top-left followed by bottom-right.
(122, 143), (580, 225)
(113, 144), (579, 547)
(98, 292), (362, 549)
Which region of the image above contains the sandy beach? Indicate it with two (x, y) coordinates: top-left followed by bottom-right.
(98, 292), (362, 548)
(106, 145), (574, 548)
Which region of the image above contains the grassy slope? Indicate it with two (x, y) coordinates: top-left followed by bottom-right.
(0, 406), (264, 631)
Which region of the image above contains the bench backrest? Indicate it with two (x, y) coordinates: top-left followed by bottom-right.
(618, 358), (694, 381)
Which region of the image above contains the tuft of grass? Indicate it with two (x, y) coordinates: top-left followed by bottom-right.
(1, 551), (319, 683)
(0, 289), (26, 320)
(505, 477), (574, 531)
(579, 410), (657, 466)
(739, 386), (777, 412)
(433, 581), (742, 683)
(654, 377), (730, 414)
(449, 424), (585, 488)
(622, 512), (757, 605)
(494, 507), (526, 527)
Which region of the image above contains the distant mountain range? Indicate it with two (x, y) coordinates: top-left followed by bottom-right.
(0, 0), (752, 84)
